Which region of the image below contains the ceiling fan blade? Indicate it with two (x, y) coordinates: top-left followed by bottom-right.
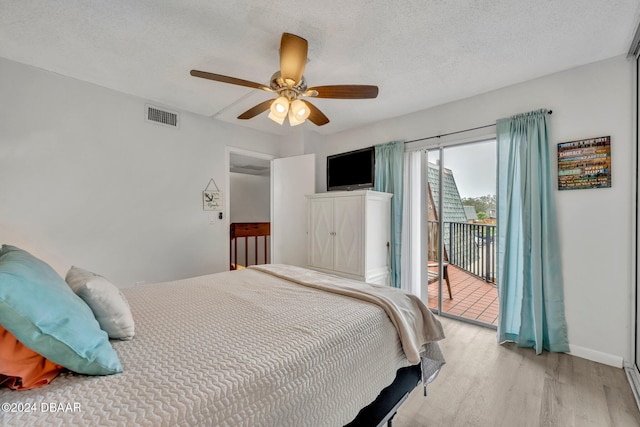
(302, 100), (330, 126)
(306, 85), (379, 99)
(190, 70), (271, 91)
(237, 99), (274, 120)
(280, 33), (308, 86)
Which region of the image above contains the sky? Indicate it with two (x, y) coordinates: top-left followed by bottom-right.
(427, 139), (497, 199)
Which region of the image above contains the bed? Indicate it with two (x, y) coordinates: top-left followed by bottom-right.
(0, 262), (445, 426)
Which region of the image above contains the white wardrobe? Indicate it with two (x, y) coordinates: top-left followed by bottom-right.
(306, 190), (392, 285)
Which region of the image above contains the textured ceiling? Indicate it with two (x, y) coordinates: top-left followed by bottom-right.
(1, 1), (639, 136)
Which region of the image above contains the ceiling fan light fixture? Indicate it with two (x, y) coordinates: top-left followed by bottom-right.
(288, 109), (304, 126)
(190, 33), (377, 127)
(268, 110), (286, 125)
(290, 99), (310, 120)
(268, 96), (289, 124)
(288, 99), (310, 126)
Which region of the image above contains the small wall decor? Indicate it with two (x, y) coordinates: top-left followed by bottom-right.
(557, 136), (611, 190)
(203, 179), (223, 211)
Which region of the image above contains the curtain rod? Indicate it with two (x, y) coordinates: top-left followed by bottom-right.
(404, 110), (553, 145)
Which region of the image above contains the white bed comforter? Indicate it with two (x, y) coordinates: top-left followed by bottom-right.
(0, 266), (444, 427)
(250, 264), (445, 364)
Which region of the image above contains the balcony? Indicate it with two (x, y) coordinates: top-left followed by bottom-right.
(427, 264), (498, 326)
(427, 221), (498, 327)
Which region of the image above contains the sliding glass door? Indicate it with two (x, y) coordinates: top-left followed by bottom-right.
(426, 140), (498, 328)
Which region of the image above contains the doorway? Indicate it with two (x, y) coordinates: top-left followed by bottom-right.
(225, 147), (275, 271)
(426, 140), (499, 328)
(225, 148), (316, 270)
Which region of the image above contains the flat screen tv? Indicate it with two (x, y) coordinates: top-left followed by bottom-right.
(326, 147), (375, 191)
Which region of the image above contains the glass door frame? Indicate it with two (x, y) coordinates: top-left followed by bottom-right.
(425, 141), (498, 329)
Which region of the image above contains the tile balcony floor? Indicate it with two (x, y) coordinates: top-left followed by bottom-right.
(427, 264), (499, 326)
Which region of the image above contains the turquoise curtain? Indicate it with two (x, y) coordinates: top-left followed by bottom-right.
(374, 141), (404, 288)
(496, 109), (569, 354)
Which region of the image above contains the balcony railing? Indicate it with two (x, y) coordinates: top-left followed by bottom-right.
(429, 221), (497, 285)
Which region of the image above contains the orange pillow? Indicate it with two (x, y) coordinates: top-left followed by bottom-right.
(0, 325), (65, 390)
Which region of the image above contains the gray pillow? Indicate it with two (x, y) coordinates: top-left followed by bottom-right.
(65, 266), (135, 340)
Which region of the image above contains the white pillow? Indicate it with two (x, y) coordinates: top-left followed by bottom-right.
(65, 266), (135, 340)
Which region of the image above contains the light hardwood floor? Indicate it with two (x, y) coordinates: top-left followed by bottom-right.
(394, 317), (640, 427)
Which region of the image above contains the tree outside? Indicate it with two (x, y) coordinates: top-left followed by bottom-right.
(461, 194), (496, 222)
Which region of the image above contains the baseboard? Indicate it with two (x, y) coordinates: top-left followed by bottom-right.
(568, 344), (624, 368)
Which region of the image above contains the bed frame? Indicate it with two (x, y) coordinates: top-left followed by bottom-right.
(230, 222), (270, 270)
(346, 363), (422, 427)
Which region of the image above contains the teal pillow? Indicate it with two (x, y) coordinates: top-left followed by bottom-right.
(0, 245), (122, 375)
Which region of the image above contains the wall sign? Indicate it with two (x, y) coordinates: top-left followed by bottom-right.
(557, 136), (611, 190)
(203, 179), (223, 211)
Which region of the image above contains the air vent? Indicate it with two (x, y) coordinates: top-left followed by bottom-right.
(145, 105), (179, 128)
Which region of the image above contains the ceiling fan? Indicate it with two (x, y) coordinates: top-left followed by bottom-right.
(190, 33), (378, 127)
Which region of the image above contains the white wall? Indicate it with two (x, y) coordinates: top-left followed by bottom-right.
(308, 55), (635, 366)
(229, 172), (270, 222)
(0, 57), (281, 286)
